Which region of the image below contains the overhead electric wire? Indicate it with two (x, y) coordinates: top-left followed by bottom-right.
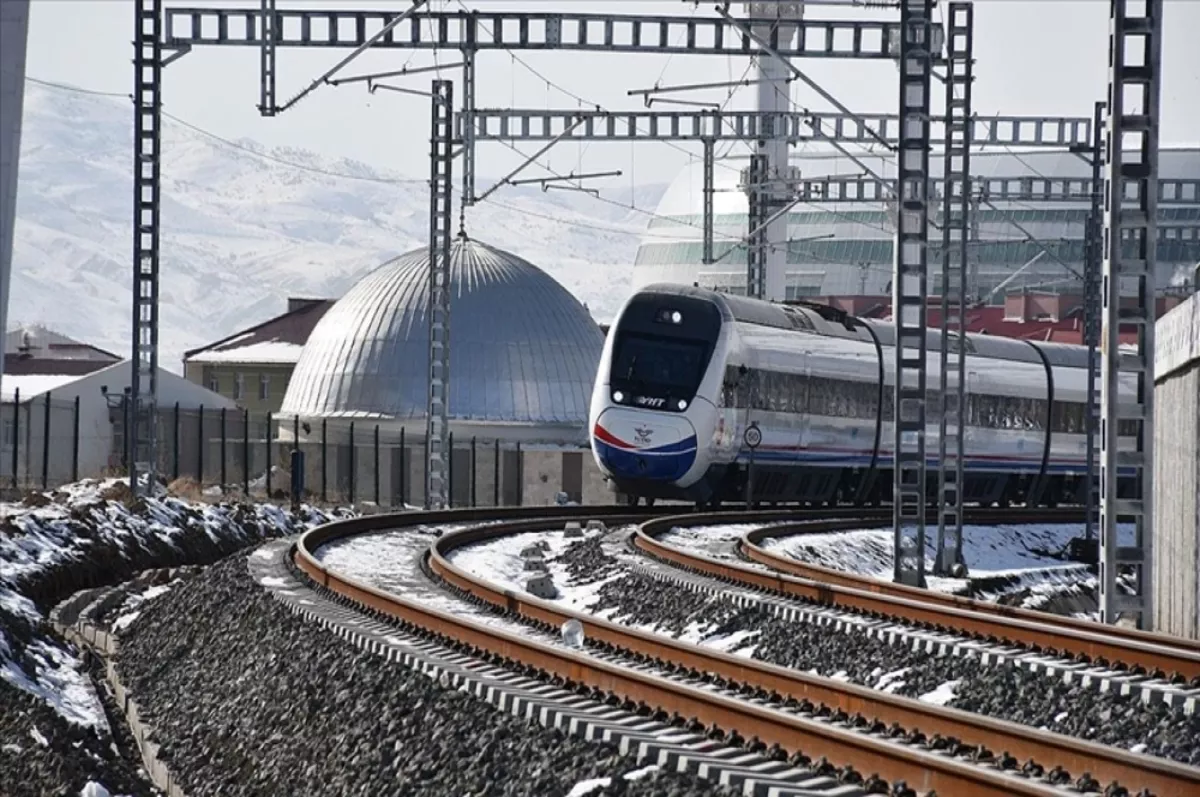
(453, 0), (743, 178)
(23, 74), (692, 238)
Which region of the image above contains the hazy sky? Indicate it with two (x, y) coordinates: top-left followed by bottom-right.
(25, 0), (1200, 188)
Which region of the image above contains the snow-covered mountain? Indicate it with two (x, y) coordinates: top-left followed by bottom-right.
(12, 84), (667, 370)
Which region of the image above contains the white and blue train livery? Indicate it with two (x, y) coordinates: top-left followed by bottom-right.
(589, 284), (1139, 508)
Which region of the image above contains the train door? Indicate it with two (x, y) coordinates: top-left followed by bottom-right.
(796, 351), (811, 450)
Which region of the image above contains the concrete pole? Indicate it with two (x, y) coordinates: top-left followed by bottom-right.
(749, 2), (800, 302)
(0, 0), (31, 394)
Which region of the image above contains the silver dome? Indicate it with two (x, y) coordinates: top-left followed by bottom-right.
(281, 237), (603, 426)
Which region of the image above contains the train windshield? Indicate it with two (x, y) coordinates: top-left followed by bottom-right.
(610, 333), (708, 393)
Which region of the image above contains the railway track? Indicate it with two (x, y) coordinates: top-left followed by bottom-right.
(632, 510), (1200, 687)
(271, 505), (1200, 796)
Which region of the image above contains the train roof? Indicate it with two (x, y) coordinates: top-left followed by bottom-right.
(635, 283), (1091, 367)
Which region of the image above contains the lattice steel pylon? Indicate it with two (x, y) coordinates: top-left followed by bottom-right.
(892, 0), (934, 588)
(425, 79), (454, 510)
(258, 0), (277, 116)
(130, 0), (163, 496)
(745, 153), (769, 299)
(1084, 99), (1105, 547)
(702, 138), (715, 265)
(934, 2), (973, 576)
(1099, 0), (1161, 628)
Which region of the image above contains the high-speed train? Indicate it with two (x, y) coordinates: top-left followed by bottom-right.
(589, 284), (1139, 508)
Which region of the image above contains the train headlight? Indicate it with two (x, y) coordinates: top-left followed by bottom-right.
(613, 390), (624, 403)
(677, 399), (688, 411)
(655, 308), (684, 325)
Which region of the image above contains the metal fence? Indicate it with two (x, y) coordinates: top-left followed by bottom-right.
(0, 397), (598, 508)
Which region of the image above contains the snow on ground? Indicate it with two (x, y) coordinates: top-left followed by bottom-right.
(111, 583), (176, 632)
(0, 478), (347, 729)
(446, 525), (627, 614)
(918, 679), (961, 706)
(764, 522), (1133, 578)
(657, 523), (781, 563)
(1, 637), (109, 732)
(761, 522), (1135, 614)
(446, 527), (767, 659)
(567, 764), (662, 796)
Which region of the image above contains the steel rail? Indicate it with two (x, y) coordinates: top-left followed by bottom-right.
(633, 510), (1200, 681)
(292, 506), (1126, 797)
(636, 514), (1200, 682)
(416, 513), (1200, 797)
(739, 518), (1200, 661)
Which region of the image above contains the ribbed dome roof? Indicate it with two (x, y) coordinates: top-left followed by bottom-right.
(281, 237), (604, 425)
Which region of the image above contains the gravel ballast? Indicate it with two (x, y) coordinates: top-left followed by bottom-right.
(0, 673), (155, 797)
(115, 552), (733, 797)
(0, 481), (353, 797)
(559, 543), (1200, 767)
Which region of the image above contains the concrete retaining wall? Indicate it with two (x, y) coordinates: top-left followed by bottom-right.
(51, 593), (188, 797)
(1152, 294), (1200, 640)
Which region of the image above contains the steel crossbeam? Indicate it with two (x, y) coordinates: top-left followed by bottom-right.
(425, 80), (454, 510)
(164, 7), (905, 59)
(131, 0), (165, 496)
(717, 174), (1198, 205)
(745, 154), (769, 299)
(461, 109), (1092, 148)
(934, 2), (972, 577)
(892, 0), (934, 588)
(1099, 0), (1160, 628)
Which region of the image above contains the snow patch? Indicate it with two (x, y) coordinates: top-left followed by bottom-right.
(567, 778), (612, 796)
(919, 679), (962, 706)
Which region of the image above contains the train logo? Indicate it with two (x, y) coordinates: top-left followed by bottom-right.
(633, 426), (654, 445)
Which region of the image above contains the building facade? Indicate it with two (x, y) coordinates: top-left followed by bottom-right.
(635, 148), (1200, 304)
(182, 298), (333, 413)
(3, 326), (232, 487)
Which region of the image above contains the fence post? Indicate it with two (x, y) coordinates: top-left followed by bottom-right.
(243, 409), (251, 496)
(71, 395), (80, 483)
(172, 402), (180, 481)
(320, 418), (327, 504)
(423, 433), (430, 509)
(220, 407), (228, 490)
(493, 438), (500, 507)
(11, 388), (19, 489)
(348, 421), (356, 505)
(471, 436), (477, 507)
(516, 441), (523, 506)
(373, 424), (380, 506)
(265, 411), (273, 496)
(292, 414), (300, 501)
(197, 405), (204, 486)
(399, 427), (406, 507)
(41, 393), (51, 490)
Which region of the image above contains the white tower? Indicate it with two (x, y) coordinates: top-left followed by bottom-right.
(748, 2), (801, 301)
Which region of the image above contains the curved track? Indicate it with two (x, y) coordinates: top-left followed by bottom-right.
(632, 510), (1200, 683)
(287, 506), (1200, 797)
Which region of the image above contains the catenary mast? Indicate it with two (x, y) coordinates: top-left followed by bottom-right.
(750, 2), (800, 302)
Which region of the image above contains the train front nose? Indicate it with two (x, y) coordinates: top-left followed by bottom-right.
(592, 408), (698, 482)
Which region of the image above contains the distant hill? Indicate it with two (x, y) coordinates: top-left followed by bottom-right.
(12, 83), (665, 370)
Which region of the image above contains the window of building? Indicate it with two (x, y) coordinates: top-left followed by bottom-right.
(259, 373), (270, 400)
(233, 373), (245, 401)
(1, 418), (13, 448)
(207, 374), (219, 393)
